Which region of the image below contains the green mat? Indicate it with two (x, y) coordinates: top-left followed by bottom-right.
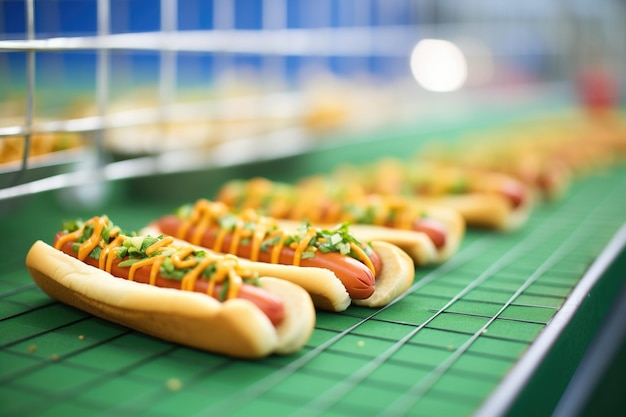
(1, 137), (625, 416)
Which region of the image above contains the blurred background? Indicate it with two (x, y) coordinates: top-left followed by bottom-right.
(1, 0), (624, 206)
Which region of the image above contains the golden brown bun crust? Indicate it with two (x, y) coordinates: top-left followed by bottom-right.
(235, 259), (351, 312)
(421, 205), (466, 260)
(25, 240), (315, 359)
(238, 241), (414, 309)
(141, 224), (352, 312)
(259, 276), (316, 354)
(352, 241), (414, 308)
(142, 223), (413, 310)
(416, 194), (532, 231)
(346, 224), (437, 266)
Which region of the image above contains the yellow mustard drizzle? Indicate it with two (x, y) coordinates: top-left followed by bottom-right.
(128, 257), (159, 281)
(175, 219), (193, 245)
(249, 221), (267, 262)
(191, 211), (212, 246)
(291, 226), (318, 266)
(232, 178), (419, 236)
(105, 236), (124, 273)
(241, 208), (273, 262)
(99, 234), (125, 270)
(350, 243), (376, 274)
(304, 181), (422, 232)
(227, 269), (243, 300)
(182, 257), (213, 292)
(213, 227), (228, 253)
(171, 247), (196, 269)
(146, 236), (174, 255)
(149, 256), (165, 286)
(177, 200), (285, 263)
(177, 198), (378, 277)
(200, 254), (239, 297)
(300, 181), (344, 223)
(54, 216), (109, 261)
(57, 217), (250, 300)
(270, 232), (288, 264)
(228, 216), (245, 255)
(77, 217), (108, 261)
(54, 228), (83, 252)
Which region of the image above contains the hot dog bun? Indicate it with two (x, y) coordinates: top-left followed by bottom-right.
(214, 177), (464, 264)
(141, 224), (352, 312)
(352, 241), (414, 307)
(414, 193), (531, 231)
(237, 240), (414, 309)
(141, 223), (414, 310)
(273, 202), (464, 266)
(232, 259), (352, 312)
(26, 240), (315, 359)
(332, 158), (533, 231)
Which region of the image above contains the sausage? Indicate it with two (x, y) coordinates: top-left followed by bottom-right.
(412, 218), (447, 249)
(154, 214), (380, 300)
(53, 231), (285, 327)
(216, 179), (450, 251)
(497, 179), (527, 209)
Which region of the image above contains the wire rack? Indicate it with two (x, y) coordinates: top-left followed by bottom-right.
(0, 0), (417, 202)
(2, 0), (625, 204)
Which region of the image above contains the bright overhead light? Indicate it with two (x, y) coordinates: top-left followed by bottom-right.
(410, 39), (468, 92)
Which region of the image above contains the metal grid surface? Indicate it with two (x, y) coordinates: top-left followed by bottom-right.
(0, 0), (424, 200)
(1, 164), (625, 417)
(3, 0), (625, 202)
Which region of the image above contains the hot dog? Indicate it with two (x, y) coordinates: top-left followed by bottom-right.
(332, 158), (533, 231)
(215, 177), (465, 265)
(25, 216), (316, 359)
(419, 112), (626, 201)
(419, 132), (572, 201)
(145, 200), (415, 310)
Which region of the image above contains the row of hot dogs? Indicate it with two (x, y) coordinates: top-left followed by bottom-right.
(25, 111), (626, 359)
(26, 205), (415, 359)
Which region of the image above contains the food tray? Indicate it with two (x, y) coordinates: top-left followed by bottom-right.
(1, 147), (625, 417)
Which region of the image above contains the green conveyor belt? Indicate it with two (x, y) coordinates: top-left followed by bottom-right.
(1, 117), (625, 417)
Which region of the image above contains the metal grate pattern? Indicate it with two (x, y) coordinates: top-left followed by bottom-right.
(2, 0), (624, 202)
(1, 164), (624, 417)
